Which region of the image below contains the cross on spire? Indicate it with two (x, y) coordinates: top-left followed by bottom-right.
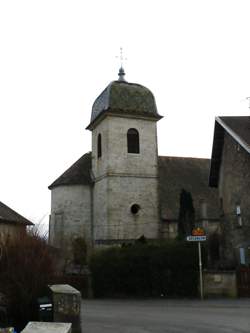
(119, 47), (125, 67)
(116, 47), (127, 81)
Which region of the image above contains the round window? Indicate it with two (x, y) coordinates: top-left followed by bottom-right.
(131, 204), (140, 215)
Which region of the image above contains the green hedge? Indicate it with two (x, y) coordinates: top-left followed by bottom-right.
(90, 241), (203, 298)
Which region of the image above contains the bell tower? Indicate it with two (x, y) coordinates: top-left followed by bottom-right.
(87, 68), (162, 245)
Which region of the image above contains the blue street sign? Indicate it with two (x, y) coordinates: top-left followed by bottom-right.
(186, 235), (207, 242)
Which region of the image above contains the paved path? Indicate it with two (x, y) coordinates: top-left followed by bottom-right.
(81, 299), (250, 333)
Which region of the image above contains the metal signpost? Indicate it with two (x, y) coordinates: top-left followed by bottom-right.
(187, 229), (207, 300)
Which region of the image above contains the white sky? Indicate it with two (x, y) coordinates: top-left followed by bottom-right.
(0, 0), (250, 230)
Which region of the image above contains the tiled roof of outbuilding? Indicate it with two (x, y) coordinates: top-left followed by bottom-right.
(48, 152), (92, 189)
(158, 156), (220, 221)
(0, 201), (33, 225)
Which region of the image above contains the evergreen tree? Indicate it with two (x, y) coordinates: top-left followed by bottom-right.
(177, 189), (195, 240)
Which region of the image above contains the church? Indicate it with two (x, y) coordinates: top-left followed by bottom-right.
(48, 68), (219, 258)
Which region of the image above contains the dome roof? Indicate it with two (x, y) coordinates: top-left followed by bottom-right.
(88, 80), (161, 128)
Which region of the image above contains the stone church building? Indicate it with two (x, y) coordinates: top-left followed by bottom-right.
(48, 69), (219, 257)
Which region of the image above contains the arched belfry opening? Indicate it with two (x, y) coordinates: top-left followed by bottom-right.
(97, 133), (102, 158)
(127, 128), (140, 154)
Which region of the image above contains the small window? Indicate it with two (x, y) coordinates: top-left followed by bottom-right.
(236, 205), (241, 215)
(131, 204), (140, 215)
(240, 248), (246, 265)
(127, 128), (140, 154)
(97, 134), (102, 158)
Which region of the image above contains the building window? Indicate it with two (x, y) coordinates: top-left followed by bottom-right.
(97, 134), (102, 158)
(127, 128), (140, 154)
(236, 204), (242, 227)
(240, 248), (246, 265)
(131, 204), (140, 215)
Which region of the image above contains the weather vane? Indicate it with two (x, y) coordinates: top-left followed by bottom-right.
(116, 47), (127, 81)
(116, 47), (127, 68)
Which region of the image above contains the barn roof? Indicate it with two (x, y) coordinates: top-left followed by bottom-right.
(0, 201), (33, 226)
(158, 156), (220, 221)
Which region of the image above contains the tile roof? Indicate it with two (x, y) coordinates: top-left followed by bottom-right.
(219, 116), (250, 152)
(48, 152), (92, 189)
(159, 156), (220, 221)
(0, 201), (33, 226)
(87, 80), (162, 129)
(49, 152), (220, 221)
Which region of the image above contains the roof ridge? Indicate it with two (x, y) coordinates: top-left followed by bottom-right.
(0, 201), (33, 225)
(217, 117), (250, 154)
(159, 155), (210, 160)
(48, 152), (92, 189)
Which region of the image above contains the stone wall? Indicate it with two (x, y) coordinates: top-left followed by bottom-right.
(92, 115), (159, 179)
(203, 270), (237, 298)
(21, 322), (72, 333)
(91, 115), (160, 243)
(218, 132), (250, 266)
(0, 224), (26, 242)
(49, 185), (92, 255)
(49, 284), (81, 333)
(161, 220), (220, 240)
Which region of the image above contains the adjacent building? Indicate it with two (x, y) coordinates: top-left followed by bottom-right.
(0, 201), (33, 241)
(209, 116), (250, 267)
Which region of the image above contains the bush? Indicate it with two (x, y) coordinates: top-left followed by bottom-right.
(90, 240), (202, 298)
(0, 230), (55, 330)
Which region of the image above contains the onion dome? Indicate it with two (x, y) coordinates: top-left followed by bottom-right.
(87, 70), (162, 129)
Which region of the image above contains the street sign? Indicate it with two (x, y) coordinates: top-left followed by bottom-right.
(192, 227), (205, 236)
(186, 235), (207, 242)
(186, 232), (207, 300)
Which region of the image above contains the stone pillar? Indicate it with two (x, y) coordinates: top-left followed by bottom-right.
(21, 322), (72, 333)
(49, 284), (81, 333)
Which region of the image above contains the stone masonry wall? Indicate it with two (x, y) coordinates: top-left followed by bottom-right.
(49, 185), (92, 254)
(92, 115), (159, 179)
(106, 176), (159, 240)
(218, 132), (250, 266)
(93, 177), (108, 241)
(92, 115), (160, 244)
(0, 224), (26, 241)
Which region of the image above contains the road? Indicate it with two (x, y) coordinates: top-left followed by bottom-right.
(81, 299), (250, 333)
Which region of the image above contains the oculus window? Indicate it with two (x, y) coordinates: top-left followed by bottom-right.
(131, 204), (140, 215)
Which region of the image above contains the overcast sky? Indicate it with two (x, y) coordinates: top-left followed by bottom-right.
(0, 0), (249, 230)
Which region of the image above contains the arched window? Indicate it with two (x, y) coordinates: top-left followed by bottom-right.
(97, 134), (102, 158)
(127, 128), (139, 154)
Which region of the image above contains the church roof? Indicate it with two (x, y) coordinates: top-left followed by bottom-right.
(49, 152), (219, 221)
(0, 201), (33, 226)
(87, 80), (162, 129)
(48, 152), (92, 189)
(159, 156), (220, 221)
(209, 116), (250, 187)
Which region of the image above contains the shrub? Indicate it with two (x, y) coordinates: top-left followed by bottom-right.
(0, 230), (55, 330)
(90, 240), (202, 298)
